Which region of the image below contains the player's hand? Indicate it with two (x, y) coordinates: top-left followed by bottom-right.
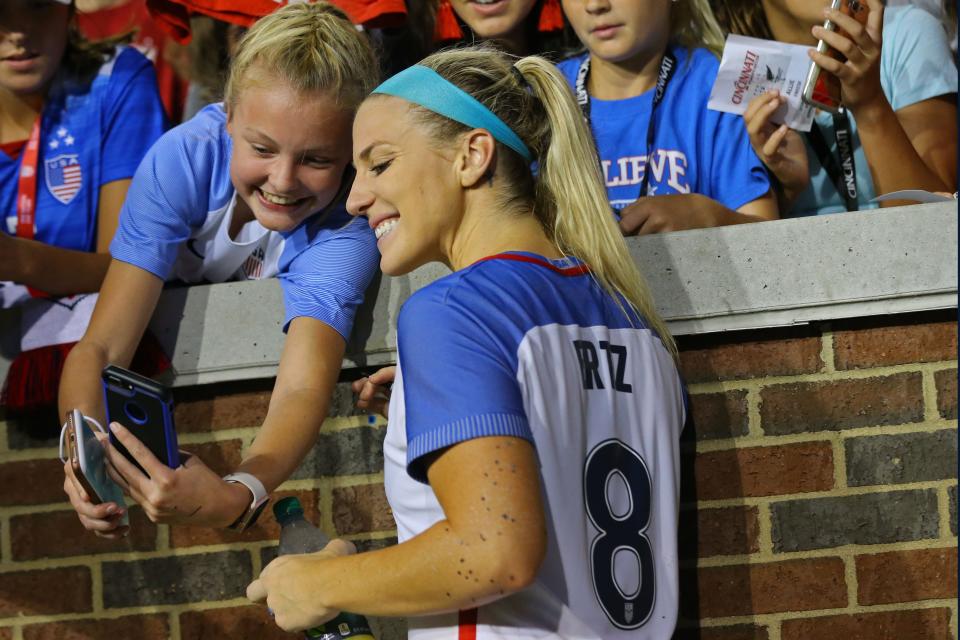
(619, 193), (736, 235)
(810, 0), (885, 113)
(352, 366), (395, 419)
(743, 90), (810, 202)
(63, 452), (129, 539)
(104, 422), (231, 527)
(247, 539), (356, 632)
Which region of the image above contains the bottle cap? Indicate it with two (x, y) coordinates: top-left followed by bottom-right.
(273, 496), (304, 521)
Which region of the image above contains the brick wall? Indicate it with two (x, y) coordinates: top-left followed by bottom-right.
(0, 311), (955, 640)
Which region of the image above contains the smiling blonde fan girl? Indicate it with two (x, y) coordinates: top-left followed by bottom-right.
(249, 45), (687, 640)
(60, 2), (380, 538)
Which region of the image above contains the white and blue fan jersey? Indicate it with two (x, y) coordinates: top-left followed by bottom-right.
(385, 252), (686, 639)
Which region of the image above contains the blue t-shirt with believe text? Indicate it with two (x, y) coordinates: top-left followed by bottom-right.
(557, 45), (770, 212)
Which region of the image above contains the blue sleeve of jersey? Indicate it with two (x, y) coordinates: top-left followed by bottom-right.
(99, 48), (167, 185)
(881, 7), (958, 111)
(701, 109), (771, 211)
(277, 212), (380, 338)
(398, 287), (533, 483)
(110, 114), (217, 279)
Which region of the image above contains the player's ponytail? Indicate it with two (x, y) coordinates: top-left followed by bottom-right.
(414, 46), (676, 356)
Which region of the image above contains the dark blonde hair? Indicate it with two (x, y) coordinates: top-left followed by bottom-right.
(62, 16), (131, 81)
(395, 46), (676, 355)
(671, 0), (727, 55)
(710, 0), (775, 39)
(224, 2), (378, 111)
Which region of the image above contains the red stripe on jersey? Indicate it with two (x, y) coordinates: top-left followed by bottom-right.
(458, 608), (478, 640)
(477, 253), (590, 276)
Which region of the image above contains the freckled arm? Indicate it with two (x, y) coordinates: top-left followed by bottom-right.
(294, 435), (547, 617)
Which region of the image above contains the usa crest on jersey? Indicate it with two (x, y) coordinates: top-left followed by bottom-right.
(45, 126), (82, 205)
(45, 154), (83, 205)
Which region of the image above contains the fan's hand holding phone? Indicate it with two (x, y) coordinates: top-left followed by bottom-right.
(65, 410), (126, 505)
(101, 365), (239, 527)
(102, 364), (179, 475)
(802, 0), (884, 113)
(62, 409), (130, 537)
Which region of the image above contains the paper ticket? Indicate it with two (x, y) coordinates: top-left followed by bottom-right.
(708, 34), (817, 132)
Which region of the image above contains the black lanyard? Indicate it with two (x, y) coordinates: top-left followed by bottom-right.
(805, 108), (858, 212)
(575, 52), (677, 207)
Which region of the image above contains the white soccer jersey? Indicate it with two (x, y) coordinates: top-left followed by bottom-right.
(384, 252), (687, 640)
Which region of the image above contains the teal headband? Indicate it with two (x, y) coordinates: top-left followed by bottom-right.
(372, 65), (532, 163)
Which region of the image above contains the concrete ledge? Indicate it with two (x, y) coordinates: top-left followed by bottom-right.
(1, 202), (956, 387)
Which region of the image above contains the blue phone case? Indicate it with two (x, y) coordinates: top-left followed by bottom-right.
(102, 365), (179, 475)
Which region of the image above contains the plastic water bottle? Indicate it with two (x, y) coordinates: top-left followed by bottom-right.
(274, 497), (376, 640)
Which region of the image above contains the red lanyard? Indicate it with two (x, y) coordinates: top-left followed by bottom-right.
(16, 115), (42, 240)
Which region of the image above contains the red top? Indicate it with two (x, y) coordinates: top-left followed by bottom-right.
(145, 0), (408, 43)
(0, 140), (27, 160)
(76, 0), (187, 122)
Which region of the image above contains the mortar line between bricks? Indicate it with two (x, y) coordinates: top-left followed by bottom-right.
(757, 501), (773, 555)
(951, 602), (958, 640)
(91, 560), (103, 614)
(937, 485), (954, 540)
(329, 472), (385, 488)
(0, 419), (9, 455)
(169, 610), (182, 640)
(694, 597), (959, 628)
(843, 552), (858, 609)
(0, 543), (292, 569)
(177, 428), (260, 445)
(12, 625), (23, 640)
(832, 434), (848, 491)
(689, 420), (957, 453)
(173, 416), (376, 445)
(0, 502), (114, 518)
(684, 359), (958, 393)
(922, 368), (941, 423)
(691, 537), (958, 568)
(820, 326), (835, 373)
(318, 477), (335, 536)
(686, 478), (957, 509)
(274, 472), (385, 493)
(344, 529), (398, 543)
(769, 619), (783, 640)
(746, 387), (762, 438)
(157, 523), (170, 551)
(0, 514), (11, 565)
(250, 546), (263, 583)
(320, 416), (386, 432)
(0, 599), (256, 626)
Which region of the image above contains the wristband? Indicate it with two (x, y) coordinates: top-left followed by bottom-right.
(223, 472), (269, 532)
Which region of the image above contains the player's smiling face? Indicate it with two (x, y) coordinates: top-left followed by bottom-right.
(347, 96), (463, 276)
(0, 0), (70, 97)
(226, 73), (354, 233)
(561, 0), (671, 64)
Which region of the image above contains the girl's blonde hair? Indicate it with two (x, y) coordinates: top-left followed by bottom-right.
(405, 46), (676, 356)
(224, 2), (378, 111)
(670, 0), (727, 56)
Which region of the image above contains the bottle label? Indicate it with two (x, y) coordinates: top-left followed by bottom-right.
(304, 612), (374, 639)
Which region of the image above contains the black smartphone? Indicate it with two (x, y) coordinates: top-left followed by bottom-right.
(102, 364), (179, 476)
